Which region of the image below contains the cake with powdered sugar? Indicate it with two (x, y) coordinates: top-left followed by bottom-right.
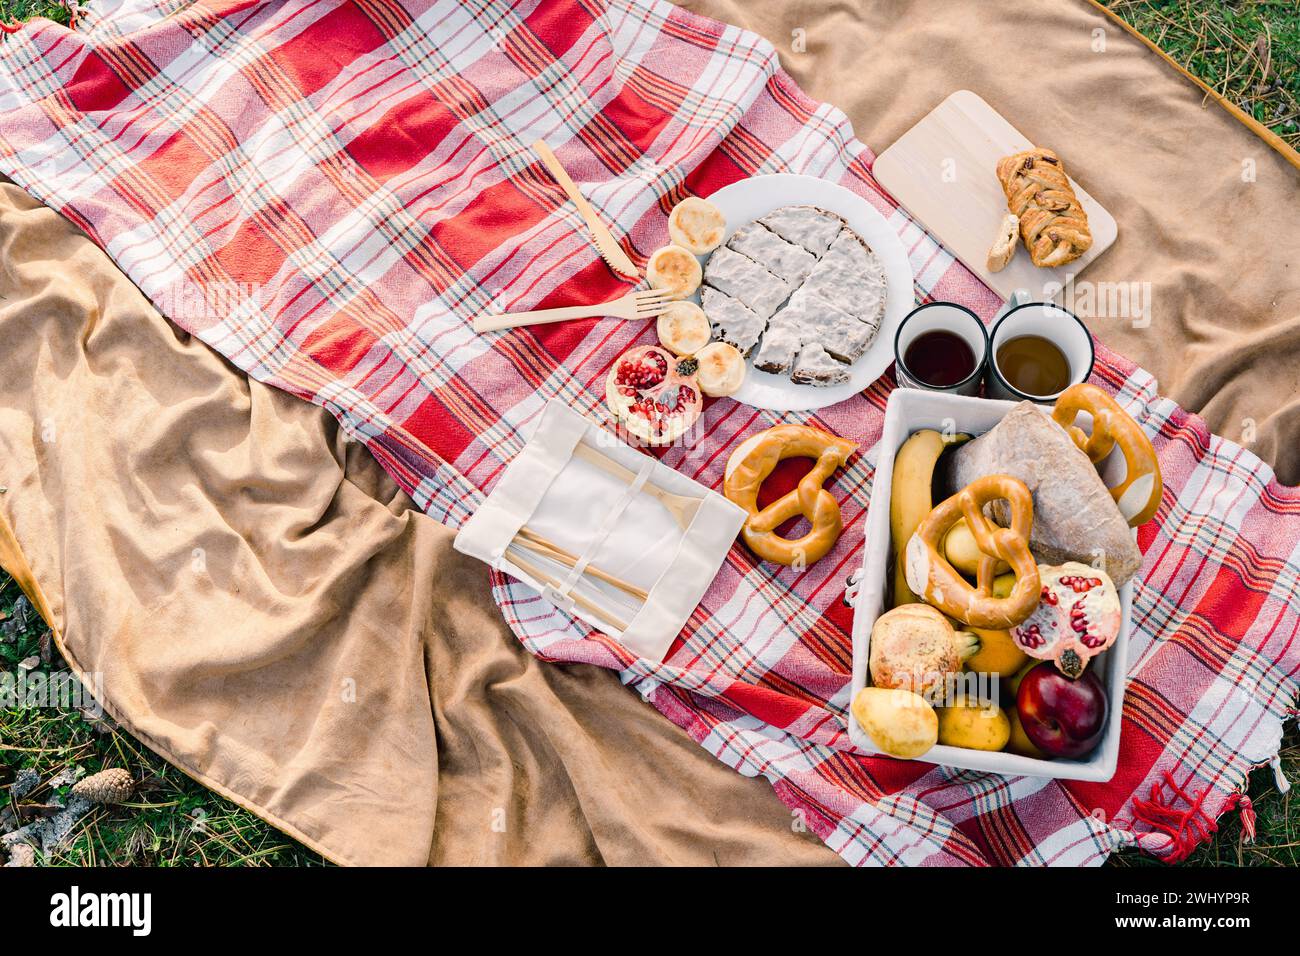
(699, 204), (888, 387)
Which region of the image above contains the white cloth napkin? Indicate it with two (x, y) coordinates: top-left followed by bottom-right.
(454, 401), (746, 661)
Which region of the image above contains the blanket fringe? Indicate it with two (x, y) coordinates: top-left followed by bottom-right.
(63, 0), (83, 30)
(1130, 771), (1257, 864)
(1271, 756), (1292, 795)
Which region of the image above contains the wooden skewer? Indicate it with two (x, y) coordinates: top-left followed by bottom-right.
(503, 547), (629, 633)
(515, 527), (649, 601)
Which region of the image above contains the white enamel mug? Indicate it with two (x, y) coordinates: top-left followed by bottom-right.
(892, 301), (989, 396)
(986, 299), (1095, 403)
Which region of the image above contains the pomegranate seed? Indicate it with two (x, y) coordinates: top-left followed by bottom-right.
(1059, 575), (1101, 593)
(1017, 624), (1046, 649)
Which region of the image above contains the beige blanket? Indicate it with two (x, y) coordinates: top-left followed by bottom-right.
(1, 0), (1296, 867)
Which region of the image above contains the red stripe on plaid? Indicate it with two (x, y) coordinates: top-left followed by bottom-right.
(65, 50), (132, 112)
(267, 1), (390, 98)
(301, 319), (380, 371)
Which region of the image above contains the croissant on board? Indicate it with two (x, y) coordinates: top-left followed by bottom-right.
(995, 147), (1092, 268)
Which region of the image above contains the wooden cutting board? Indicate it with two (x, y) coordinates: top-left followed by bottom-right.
(873, 90), (1117, 301)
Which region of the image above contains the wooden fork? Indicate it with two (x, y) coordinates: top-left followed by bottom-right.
(473, 288), (672, 333)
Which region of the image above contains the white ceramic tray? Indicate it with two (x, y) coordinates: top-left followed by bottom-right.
(848, 387), (1131, 782)
(700, 173), (915, 412)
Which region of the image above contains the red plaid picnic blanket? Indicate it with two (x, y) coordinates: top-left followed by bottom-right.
(1, 0), (1295, 865)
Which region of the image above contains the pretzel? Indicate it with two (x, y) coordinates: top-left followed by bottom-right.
(724, 424), (857, 567)
(996, 147), (1092, 268)
(1052, 382), (1162, 527)
(904, 475), (1041, 629)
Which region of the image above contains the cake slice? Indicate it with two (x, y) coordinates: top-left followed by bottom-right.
(757, 205), (843, 257)
(777, 289), (878, 364)
(700, 286), (765, 357)
(702, 246), (793, 319)
(753, 313), (805, 375)
(791, 343), (851, 386)
(800, 228), (888, 329)
(725, 222), (817, 284)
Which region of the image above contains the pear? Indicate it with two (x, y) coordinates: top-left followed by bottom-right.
(851, 687), (937, 759)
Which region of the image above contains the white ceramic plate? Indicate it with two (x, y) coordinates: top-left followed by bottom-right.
(700, 174), (916, 412)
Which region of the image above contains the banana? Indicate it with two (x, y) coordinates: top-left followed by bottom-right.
(889, 429), (969, 607)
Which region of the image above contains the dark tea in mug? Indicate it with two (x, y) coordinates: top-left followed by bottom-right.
(903, 330), (977, 388)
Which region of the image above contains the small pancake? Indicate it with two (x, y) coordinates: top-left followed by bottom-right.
(694, 342), (746, 397)
(668, 197), (726, 254)
(647, 244), (702, 300)
(656, 300), (711, 355)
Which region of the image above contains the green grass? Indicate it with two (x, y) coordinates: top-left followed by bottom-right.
(1, 0), (1297, 867)
(1111, 734), (1300, 866)
(0, 0), (68, 25)
(1103, 0), (1300, 148)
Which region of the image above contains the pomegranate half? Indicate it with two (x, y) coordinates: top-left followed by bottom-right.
(605, 344), (702, 445)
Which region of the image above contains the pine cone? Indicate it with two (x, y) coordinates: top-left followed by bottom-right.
(70, 768), (134, 805)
